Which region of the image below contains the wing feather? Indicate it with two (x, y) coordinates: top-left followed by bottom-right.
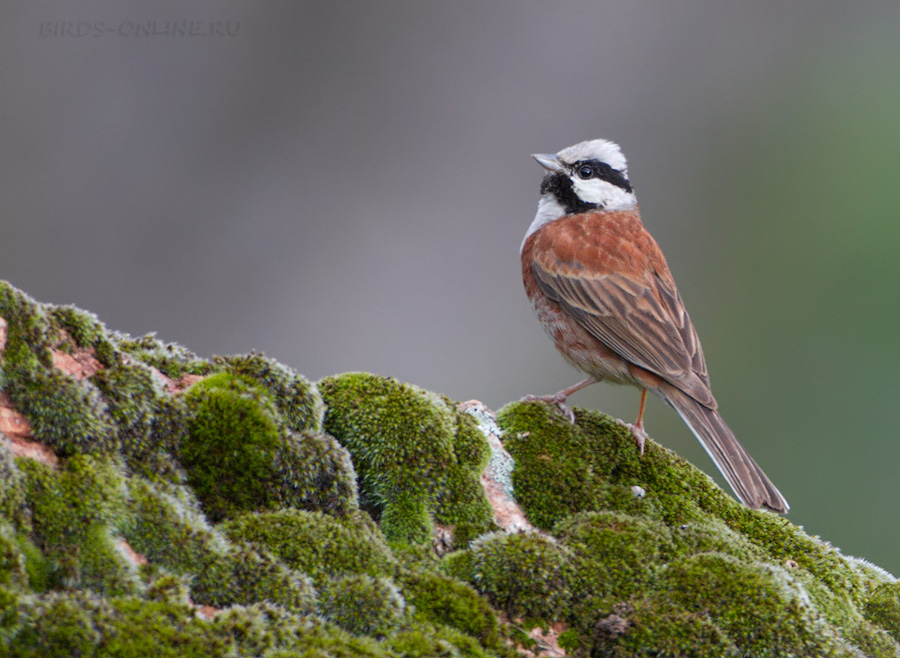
(531, 219), (714, 407)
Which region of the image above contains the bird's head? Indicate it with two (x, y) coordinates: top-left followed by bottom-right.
(533, 138), (636, 213)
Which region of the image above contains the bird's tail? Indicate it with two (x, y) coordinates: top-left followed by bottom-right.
(661, 387), (789, 513)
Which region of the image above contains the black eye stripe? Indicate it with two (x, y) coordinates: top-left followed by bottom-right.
(571, 159), (632, 193)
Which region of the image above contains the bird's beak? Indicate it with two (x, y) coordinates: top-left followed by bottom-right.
(532, 153), (564, 173)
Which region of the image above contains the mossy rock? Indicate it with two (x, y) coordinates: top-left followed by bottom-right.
(177, 372), (354, 521)
(320, 574), (406, 636)
(1, 280), (900, 656)
(221, 508), (394, 586)
(319, 372), (493, 546)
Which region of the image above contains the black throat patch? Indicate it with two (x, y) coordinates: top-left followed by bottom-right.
(540, 172), (598, 215)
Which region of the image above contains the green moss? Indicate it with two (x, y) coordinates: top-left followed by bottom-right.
(6, 591), (230, 657)
(144, 574), (192, 607)
(0, 526), (28, 591)
(320, 574), (405, 637)
(195, 546), (317, 614)
(0, 282), (50, 371)
(463, 532), (572, 623)
(399, 568), (500, 648)
(440, 548), (476, 583)
(7, 369), (119, 456)
(382, 623), (501, 658)
(178, 373), (358, 520)
(2, 281), (900, 653)
(0, 586), (19, 642)
(49, 306), (106, 352)
(15, 534), (49, 592)
(499, 401), (867, 607)
(556, 511), (675, 604)
(125, 478), (317, 614)
(844, 619), (900, 658)
(0, 450), (30, 532)
(658, 552), (844, 656)
(274, 431), (359, 516)
(91, 361), (163, 467)
(319, 373), (492, 546)
(222, 508), (393, 586)
(435, 405), (494, 545)
(178, 372), (286, 521)
(144, 396), (191, 484)
(0, 285), (120, 458)
(112, 332), (212, 380)
(219, 353), (325, 433)
(864, 581), (900, 639)
(125, 477), (227, 576)
(585, 599), (739, 658)
(20, 455), (135, 595)
(496, 402), (649, 530)
(668, 517), (765, 562)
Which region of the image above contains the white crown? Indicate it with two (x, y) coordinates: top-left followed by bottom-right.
(557, 138), (628, 173)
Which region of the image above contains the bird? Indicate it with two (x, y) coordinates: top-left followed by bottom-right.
(520, 138), (789, 513)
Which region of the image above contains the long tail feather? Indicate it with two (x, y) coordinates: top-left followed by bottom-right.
(661, 388), (789, 513)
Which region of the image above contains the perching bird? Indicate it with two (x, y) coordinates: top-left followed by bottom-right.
(520, 138), (788, 513)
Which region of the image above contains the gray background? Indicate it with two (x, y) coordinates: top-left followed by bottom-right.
(3, 3), (900, 572)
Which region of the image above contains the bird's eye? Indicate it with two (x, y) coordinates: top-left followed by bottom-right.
(577, 164), (594, 179)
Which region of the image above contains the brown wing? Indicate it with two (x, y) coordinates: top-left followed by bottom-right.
(531, 212), (714, 407)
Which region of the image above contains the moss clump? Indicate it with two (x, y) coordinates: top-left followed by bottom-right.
(0, 283), (50, 371)
(195, 546), (317, 614)
(584, 599), (738, 658)
(864, 581), (900, 639)
(0, 285), (120, 458)
(112, 332), (212, 380)
(2, 281), (900, 654)
(319, 373), (492, 545)
(7, 369), (119, 457)
(462, 532), (572, 623)
(222, 508), (393, 586)
(177, 373), (288, 521)
(49, 306), (107, 353)
(125, 478), (316, 614)
(218, 353), (324, 433)
(177, 373), (358, 521)
(498, 402), (866, 601)
(496, 402), (648, 530)
(0, 450), (30, 532)
(399, 568), (500, 648)
(20, 456), (135, 595)
(6, 592), (314, 657)
(658, 552), (840, 656)
(90, 360), (165, 473)
(556, 511), (675, 606)
(320, 574), (405, 637)
(0, 526), (29, 591)
(125, 477), (227, 577)
(274, 431), (359, 516)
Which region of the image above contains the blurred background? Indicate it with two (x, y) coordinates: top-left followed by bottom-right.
(2, 2), (900, 571)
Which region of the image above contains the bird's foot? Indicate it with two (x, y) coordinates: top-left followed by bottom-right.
(521, 378), (598, 424)
(616, 418), (648, 455)
(521, 392), (576, 423)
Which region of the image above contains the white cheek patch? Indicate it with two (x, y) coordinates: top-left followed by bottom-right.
(521, 194), (565, 252)
(571, 177), (636, 210)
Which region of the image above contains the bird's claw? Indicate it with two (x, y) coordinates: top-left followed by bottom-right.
(616, 418), (648, 455)
(522, 394), (576, 423)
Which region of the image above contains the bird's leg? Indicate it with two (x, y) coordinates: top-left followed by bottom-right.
(616, 389), (649, 455)
(522, 377), (599, 423)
